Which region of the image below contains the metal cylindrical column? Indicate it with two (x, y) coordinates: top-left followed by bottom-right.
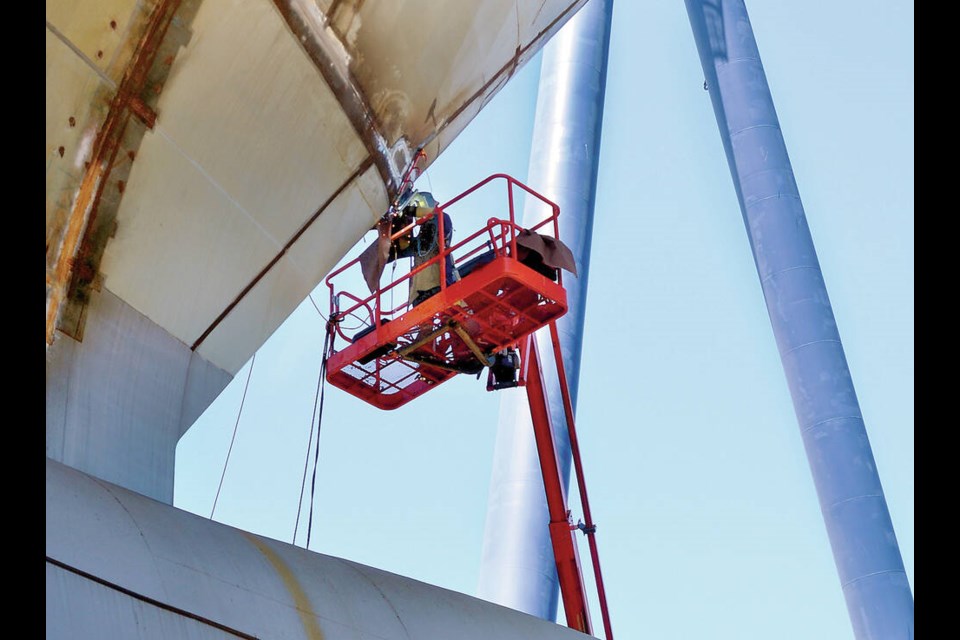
(46, 458), (598, 640)
(683, 2), (914, 637)
(477, 0), (613, 622)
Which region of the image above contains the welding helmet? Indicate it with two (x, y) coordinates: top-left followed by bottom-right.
(406, 191), (438, 211)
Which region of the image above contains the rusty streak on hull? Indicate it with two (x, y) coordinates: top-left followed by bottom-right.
(271, 0), (589, 203)
(272, 0), (403, 198)
(46, 0), (183, 346)
(242, 533), (326, 640)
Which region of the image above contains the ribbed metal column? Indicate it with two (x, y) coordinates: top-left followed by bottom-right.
(476, 0), (613, 622)
(684, 2), (914, 638)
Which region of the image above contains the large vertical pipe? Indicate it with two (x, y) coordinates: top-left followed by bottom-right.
(476, 0), (613, 622)
(684, 2), (914, 637)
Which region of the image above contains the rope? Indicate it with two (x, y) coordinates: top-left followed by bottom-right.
(293, 333), (325, 545)
(305, 323), (334, 550)
(309, 292), (367, 332)
(307, 293), (328, 322)
(293, 316), (335, 548)
(210, 352), (256, 519)
(390, 260), (397, 311)
(424, 165), (434, 194)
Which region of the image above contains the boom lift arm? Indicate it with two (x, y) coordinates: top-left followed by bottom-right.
(521, 324), (613, 639)
(323, 171), (613, 637)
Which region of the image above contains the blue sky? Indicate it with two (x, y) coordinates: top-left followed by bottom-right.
(175, 3), (913, 638)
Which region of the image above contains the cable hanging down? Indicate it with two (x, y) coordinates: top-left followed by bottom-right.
(293, 307), (336, 549)
(210, 352), (256, 520)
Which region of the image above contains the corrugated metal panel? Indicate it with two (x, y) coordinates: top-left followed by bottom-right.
(47, 458), (591, 640)
(45, 288), (230, 503)
(44, 332), (74, 463)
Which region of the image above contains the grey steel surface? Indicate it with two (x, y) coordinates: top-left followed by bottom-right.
(46, 458), (589, 640)
(478, 0), (613, 622)
(684, 1), (914, 637)
(45, 287), (231, 504)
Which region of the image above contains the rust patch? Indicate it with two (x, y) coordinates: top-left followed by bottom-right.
(128, 95), (157, 129)
(242, 533), (325, 640)
(47, 0), (200, 344)
(327, 0), (366, 42)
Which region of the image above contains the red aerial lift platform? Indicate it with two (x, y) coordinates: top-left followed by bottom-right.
(323, 169), (613, 639)
(325, 173), (568, 410)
